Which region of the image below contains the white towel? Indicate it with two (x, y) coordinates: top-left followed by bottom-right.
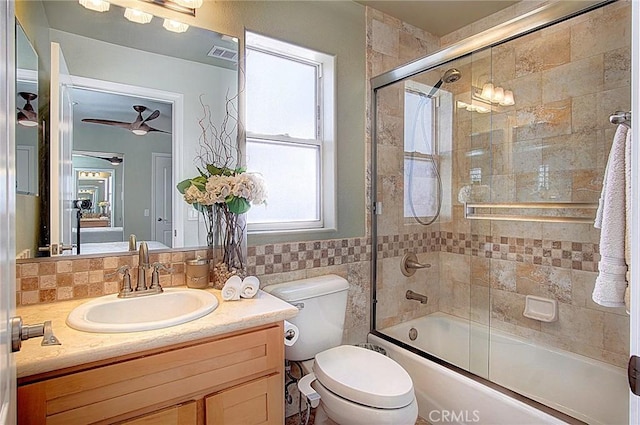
(240, 276), (259, 299)
(222, 275), (242, 301)
(593, 125), (630, 308)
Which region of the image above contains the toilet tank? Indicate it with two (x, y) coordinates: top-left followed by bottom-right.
(263, 275), (349, 361)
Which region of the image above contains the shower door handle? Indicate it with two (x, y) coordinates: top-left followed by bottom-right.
(629, 355), (640, 396)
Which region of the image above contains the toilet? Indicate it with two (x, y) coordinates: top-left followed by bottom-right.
(263, 275), (418, 425)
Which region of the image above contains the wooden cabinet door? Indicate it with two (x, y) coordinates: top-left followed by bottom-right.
(205, 374), (283, 425)
(120, 401), (197, 425)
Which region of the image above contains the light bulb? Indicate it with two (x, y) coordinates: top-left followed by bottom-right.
(79, 0), (110, 12)
(163, 19), (189, 33)
(492, 87), (504, 104)
(480, 83), (494, 101)
(124, 8), (153, 24)
(500, 90), (515, 106)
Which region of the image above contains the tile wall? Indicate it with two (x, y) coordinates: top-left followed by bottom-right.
(369, 0), (631, 369)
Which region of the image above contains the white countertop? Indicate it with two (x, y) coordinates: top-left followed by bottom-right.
(16, 288), (298, 379)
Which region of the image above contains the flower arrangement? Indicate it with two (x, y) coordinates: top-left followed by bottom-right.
(178, 166), (267, 215)
(177, 94), (267, 287)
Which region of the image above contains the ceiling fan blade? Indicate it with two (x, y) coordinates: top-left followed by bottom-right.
(145, 125), (172, 134)
(82, 118), (134, 130)
(83, 154), (123, 165)
(143, 110), (160, 123)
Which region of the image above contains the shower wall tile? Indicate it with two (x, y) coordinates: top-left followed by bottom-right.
(542, 54), (604, 104)
(514, 28), (571, 78)
(370, 19), (399, 57)
(510, 73), (543, 109)
(570, 3), (631, 62)
(604, 46), (631, 90)
(491, 289), (541, 331)
(542, 303), (605, 349)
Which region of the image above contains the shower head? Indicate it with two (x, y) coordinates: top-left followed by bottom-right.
(442, 68), (462, 84)
(426, 68), (462, 98)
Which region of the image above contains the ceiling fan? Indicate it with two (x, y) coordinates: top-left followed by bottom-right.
(17, 92), (38, 127)
(81, 105), (170, 136)
(83, 154), (123, 165)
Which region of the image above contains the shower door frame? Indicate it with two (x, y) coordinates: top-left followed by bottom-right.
(369, 0), (631, 422)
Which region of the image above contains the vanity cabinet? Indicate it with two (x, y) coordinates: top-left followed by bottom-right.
(17, 323), (284, 425)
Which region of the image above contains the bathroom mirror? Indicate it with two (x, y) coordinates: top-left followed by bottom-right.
(15, 0), (239, 257)
(15, 21), (39, 196)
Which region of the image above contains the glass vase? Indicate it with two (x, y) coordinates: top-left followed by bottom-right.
(212, 204), (247, 289)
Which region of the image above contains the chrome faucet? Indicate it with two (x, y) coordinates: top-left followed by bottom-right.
(136, 241), (150, 292)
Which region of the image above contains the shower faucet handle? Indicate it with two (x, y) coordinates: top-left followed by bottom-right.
(401, 252), (431, 277)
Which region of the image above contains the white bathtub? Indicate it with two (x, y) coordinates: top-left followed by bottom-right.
(370, 312), (628, 425)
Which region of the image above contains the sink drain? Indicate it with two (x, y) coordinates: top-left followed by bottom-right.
(409, 327), (418, 341)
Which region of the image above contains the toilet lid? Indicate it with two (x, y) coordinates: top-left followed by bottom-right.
(313, 345), (414, 409)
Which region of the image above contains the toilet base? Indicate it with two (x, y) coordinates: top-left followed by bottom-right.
(312, 380), (418, 425)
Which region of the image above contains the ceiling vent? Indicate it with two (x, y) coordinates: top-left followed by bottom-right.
(207, 45), (238, 62)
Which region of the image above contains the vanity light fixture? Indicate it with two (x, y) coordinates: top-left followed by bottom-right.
(477, 82), (515, 106)
(124, 8), (153, 24)
(163, 18), (189, 33)
(17, 92), (38, 127)
(79, 0), (110, 12)
(131, 129), (148, 136)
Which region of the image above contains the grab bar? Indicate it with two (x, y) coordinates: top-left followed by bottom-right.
(464, 202), (598, 224)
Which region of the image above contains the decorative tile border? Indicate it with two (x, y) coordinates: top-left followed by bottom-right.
(246, 237), (372, 276)
(438, 232), (599, 272)
(15, 231), (598, 306)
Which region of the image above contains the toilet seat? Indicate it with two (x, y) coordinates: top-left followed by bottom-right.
(313, 345), (415, 409)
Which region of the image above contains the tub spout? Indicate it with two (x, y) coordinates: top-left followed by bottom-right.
(406, 290), (428, 304)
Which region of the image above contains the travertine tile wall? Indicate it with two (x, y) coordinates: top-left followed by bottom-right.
(368, 0), (631, 369)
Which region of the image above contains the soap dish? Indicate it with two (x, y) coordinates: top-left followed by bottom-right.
(523, 295), (557, 322)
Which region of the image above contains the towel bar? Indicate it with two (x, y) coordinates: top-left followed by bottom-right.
(610, 110), (631, 127)
(464, 202), (598, 224)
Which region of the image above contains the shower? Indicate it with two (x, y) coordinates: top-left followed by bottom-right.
(425, 68), (461, 98)
(406, 68), (461, 225)
(371, 1), (631, 423)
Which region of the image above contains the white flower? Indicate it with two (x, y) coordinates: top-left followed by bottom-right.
(246, 173), (268, 205)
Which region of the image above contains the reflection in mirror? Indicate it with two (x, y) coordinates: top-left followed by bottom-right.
(15, 0), (239, 258)
(15, 20), (40, 260)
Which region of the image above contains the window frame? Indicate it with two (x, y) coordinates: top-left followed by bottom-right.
(245, 31), (336, 234)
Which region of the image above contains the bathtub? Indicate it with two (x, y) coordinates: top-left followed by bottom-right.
(369, 312), (628, 425)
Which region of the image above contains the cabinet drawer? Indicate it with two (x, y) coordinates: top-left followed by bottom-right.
(18, 324), (283, 425)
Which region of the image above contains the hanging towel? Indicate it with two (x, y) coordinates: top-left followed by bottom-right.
(593, 125), (630, 308)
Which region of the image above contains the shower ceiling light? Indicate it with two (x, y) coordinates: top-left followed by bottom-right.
(79, 0), (110, 12)
(124, 8), (153, 24)
(163, 18), (189, 33)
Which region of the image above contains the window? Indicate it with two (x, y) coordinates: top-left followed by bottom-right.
(245, 32), (335, 233)
(403, 88), (439, 219)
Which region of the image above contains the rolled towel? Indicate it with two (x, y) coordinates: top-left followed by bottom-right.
(222, 275), (242, 301)
(240, 276), (260, 299)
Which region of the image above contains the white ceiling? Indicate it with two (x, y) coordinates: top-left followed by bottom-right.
(355, 0), (519, 36)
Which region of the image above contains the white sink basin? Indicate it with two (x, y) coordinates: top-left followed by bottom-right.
(66, 288), (218, 333)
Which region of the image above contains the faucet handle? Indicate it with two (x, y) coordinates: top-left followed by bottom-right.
(150, 263), (173, 290)
(106, 265), (130, 279)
